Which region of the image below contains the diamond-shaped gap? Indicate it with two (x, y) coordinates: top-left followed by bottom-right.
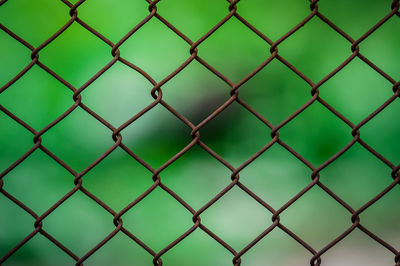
(65, 0), (85, 4)
(39, 21), (112, 88)
(197, 16), (269, 84)
(0, 110), (33, 172)
(81, 61), (154, 126)
(0, 194), (33, 258)
(277, 16), (351, 82)
(2, 149), (73, 214)
(0, 64), (73, 130)
(83, 147), (154, 211)
(161, 144), (231, 210)
(44, 190), (116, 257)
(361, 99), (400, 163)
(236, 0), (311, 41)
(200, 100), (271, 167)
(318, 0), (390, 39)
(239, 58), (311, 125)
(0, 0), (70, 47)
(319, 57), (394, 123)
(84, 232), (152, 266)
(359, 185), (400, 249)
(162, 59), (231, 125)
(278, 101), (352, 166)
(200, 185), (272, 250)
(239, 143), (312, 209)
(41, 106), (115, 172)
(0, 29), (32, 86)
(118, 17), (189, 82)
(321, 227), (396, 266)
(321, 142), (393, 209)
(121, 103), (191, 169)
(361, 16), (400, 81)
(279, 185), (350, 248)
(122, 186), (194, 252)
(77, 0), (149, 42)
(156, 0), (228, 40)
(4, 233), (75, 266)
(161, 229), (233, 266)
(240, 226), (312, 266)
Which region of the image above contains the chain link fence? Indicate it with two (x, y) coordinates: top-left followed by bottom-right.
(1, 0), (400, 265)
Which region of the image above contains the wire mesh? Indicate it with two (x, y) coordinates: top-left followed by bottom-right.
(1, 0), (400, 265)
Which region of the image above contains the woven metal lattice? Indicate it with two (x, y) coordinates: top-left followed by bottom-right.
(1, 0), (399, 265)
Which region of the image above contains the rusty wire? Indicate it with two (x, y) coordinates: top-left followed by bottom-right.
(1, 0), (400, 265)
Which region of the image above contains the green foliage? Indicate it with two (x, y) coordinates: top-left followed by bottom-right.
(1, 0), (399, 265)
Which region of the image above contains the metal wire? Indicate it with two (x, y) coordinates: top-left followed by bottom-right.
(1, 0), (399, 265)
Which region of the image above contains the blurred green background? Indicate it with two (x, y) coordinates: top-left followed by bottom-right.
(1, 0), (400, 265)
